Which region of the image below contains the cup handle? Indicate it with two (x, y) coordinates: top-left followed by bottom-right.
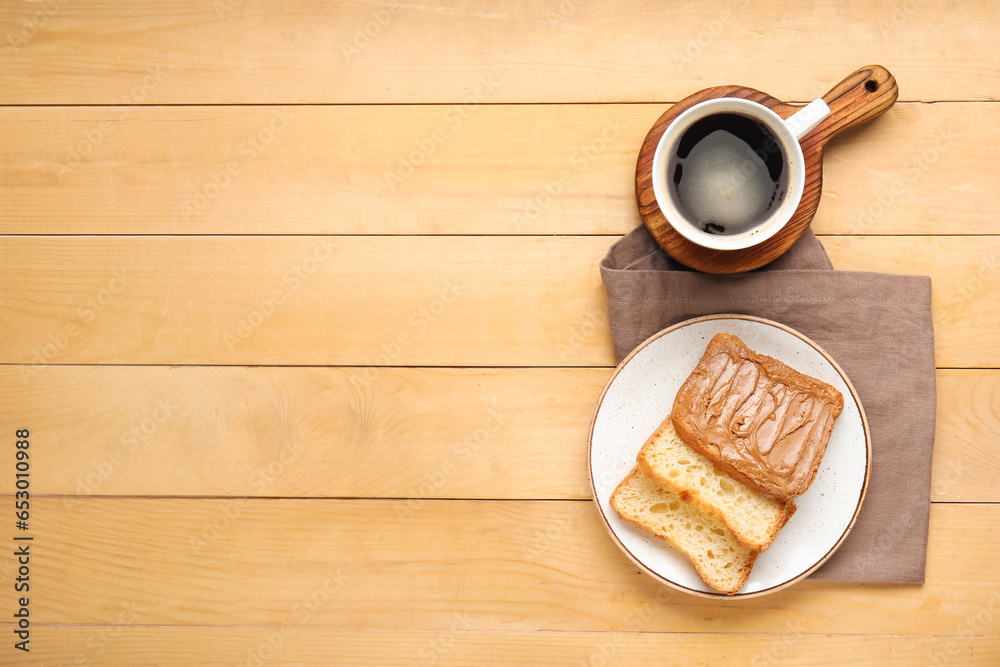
(784, 98), (832, 140)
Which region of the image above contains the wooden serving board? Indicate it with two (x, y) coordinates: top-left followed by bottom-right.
(636, 66), (898, 273)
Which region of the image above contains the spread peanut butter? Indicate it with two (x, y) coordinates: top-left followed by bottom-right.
(672, 333), (844, 499)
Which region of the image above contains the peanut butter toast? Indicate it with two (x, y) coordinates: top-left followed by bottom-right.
(671, 333), (844, 500)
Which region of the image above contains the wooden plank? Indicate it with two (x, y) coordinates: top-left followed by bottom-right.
(0, 366), (604, 500)
(21, 628), (1000, 666)
(0, 103), (994, 236)
(933, 370), (1000, 502)
(0, 499), (995, 635)
(0, 366), (995, 501)
(1, 235), (615, 367)
(1, 235), (997, 367)
(0, 1), (997, 104)
(0, 104), (647, 236)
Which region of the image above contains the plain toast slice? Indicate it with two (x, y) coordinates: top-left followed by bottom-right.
(610, 466), (757, 595)
(636, 417), (796, 551)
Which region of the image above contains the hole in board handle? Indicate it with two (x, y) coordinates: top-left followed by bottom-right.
(864, 80), (878, 93)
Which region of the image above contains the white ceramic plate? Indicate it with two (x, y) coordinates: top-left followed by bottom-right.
(589, 314), (871, 598)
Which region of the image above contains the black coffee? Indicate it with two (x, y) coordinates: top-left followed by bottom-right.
(668, 113), (786, 236)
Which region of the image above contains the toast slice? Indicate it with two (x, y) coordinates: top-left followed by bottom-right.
(672, 333), (844, 500)
(610, 466), (757, 595)
(636, 417), (796, 551)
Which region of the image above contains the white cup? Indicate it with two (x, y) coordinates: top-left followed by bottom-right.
(651, 97), (831, 251)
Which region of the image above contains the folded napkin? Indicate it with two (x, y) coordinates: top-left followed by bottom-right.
(600, 225), (936, 582)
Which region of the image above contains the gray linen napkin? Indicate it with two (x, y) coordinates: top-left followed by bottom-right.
(600, 225), (936, 582)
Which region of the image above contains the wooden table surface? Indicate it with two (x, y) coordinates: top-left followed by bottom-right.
(1, 2), (999, 664)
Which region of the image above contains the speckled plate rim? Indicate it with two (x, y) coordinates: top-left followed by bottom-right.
(588, 314), (872, 599)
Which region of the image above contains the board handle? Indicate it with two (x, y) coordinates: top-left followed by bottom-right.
(811, 65), (898, 146)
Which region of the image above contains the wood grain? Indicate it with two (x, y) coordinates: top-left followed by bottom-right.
(0, 366), (604, 500)
(1, 236), (997, 367)
(0, 366), (995, 501)
(813, 102), (998, 236)
(0, 1), (997, 104)
(22, 628), (1000, 666)
(1, 103), (995, 236)
(0, 499), (996, 635)
(0, 1), (996, 662)
(933, 370), (1000, 502)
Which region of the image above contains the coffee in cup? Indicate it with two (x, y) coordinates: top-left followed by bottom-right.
(651, 97), (830, 251)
